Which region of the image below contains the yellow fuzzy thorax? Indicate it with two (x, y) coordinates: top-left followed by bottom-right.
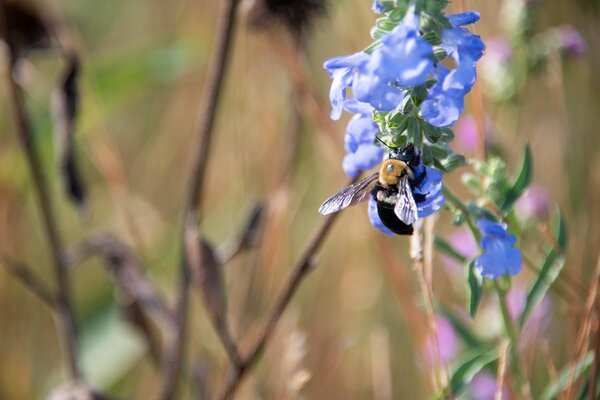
(378, 159), (408, 186)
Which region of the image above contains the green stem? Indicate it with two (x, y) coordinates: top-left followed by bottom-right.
(442, 184), (481, 242)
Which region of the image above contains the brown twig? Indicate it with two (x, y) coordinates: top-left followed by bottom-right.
(1, 256), (56, 307)
(589, 308), (600, 400)
(217, 192), (351, 399)
(215, 203), (267, 265)
(564, 254), (600, 399)
(159, 0), (241, 398)
(496, 339), (510, 400)
(0, 2), (80, 379)
(65, 233), (175, 328)
(65, 233), (176, 365)
(411, 221), (448, 394)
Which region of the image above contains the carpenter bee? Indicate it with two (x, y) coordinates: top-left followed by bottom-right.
(318, 143), (427, 235)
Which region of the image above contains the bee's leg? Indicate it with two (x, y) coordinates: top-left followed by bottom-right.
(413, 193), (427, 203)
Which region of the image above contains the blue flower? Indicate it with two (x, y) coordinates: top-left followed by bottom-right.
(413, 167), (445, 218)
(475, 219), (522, 279)
(442, 27), (485, 64)
(421, 22), (484, 128)
(372, 0), (384, 13)
(368, 197), (395, 235)
(367, 9), (434, 87)
(447, 12), (480, 27)
(323, 8), (433, 117)
(341, 103), (384, 178)
(353, 73), (404, 111)
(323, 52), (369, 120)
(420, 65), (464, 127)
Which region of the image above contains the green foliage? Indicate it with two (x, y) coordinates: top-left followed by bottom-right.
(466, 260), (483, 318)
(437, 305), (485, 349)
(518, 209), (567, 329)
(80, 306), (146, 389)
(540, 352), (594, 400)
(500, 144), (533, 212)
(433, 235), (467, 264)
(432, 348), (499, 399)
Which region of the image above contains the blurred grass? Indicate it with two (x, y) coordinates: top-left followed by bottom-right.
(0, 0), (599, 398)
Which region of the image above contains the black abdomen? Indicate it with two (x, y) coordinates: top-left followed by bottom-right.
(377, 202), (414, 235)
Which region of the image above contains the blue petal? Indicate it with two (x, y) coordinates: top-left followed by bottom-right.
(372, 0), (385, 13)
(343, 98), (374, 115)
(475, 253), (505, 279)
(367, 10), (434, 86)
(476, 219), (508, 237)
(413, 167), (443, 194)
(441, 60), (477, 97)
(345, 113), (378, 152)
(343, 143), (384, 178)
(417, 192), (445, 218)
(475, 218), (523, 278)
(370, 35), (434, 86)
(329, 68), (353, 120)
(342, 156), (360, 178)
(368, 197), (395, 235)
(324, 52), (370, 71)
(505, 247), (523, 275)
(353, 73), (404, 111)
(442, 28), (485, 63)
(414, 167), (445, 218)
(447, 12), (480, 27)
(324, 53), (370, 120)
(421, 93), (463, 128)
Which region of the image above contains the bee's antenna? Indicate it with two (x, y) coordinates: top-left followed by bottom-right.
(376, 136), (392, 149)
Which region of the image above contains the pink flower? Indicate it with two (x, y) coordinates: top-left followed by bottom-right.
(440, 228), (479, 273)
(423, 316), (459, 364)
(506, 285), (552, 346)
(557, 25), (586, 57)
(486, 38), (512, 65)
(515, 185), (551, 222)
(469, 372), (509, 400)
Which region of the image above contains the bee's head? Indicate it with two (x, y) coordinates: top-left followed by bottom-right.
(379, 159), (413, 185)
(389, 143), (420, 167)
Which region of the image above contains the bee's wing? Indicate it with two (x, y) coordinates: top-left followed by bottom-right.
(318, 172), (379, 215)
(394, 175), (418, 225)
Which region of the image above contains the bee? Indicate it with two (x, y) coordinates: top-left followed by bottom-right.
(318, 143), (427, 235)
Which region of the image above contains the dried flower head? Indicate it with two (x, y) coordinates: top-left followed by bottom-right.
(246, 0), (327, 38)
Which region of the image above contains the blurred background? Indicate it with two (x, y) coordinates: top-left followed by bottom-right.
(0, 0), (598, 398)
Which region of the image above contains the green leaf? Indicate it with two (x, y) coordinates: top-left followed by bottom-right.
(467, 260), (483, 318)
(421, 143), (433, 164)
(461, 173), (482, 194)
(363, 40), (382, 54)
(80, 305), (146, 389)
(434, 235), (467, 264)
(430, 144), (449, 160)
(387, 4), (409, 22)
(540, 352), (594, 400)
(440, 153), (466, 172)
(392, 134), (408, 148)
(407, 117), (423, 147)
(577, 378), (589, 400)
(431, 348), (499, 399)
(422, 120), (443, 143)
(518, 209), (567, 329)
(501, 144), (532, 212)
(577, 364), (600, 400)
(437, 305), (484, 348)
(432, 158), (448, 173)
